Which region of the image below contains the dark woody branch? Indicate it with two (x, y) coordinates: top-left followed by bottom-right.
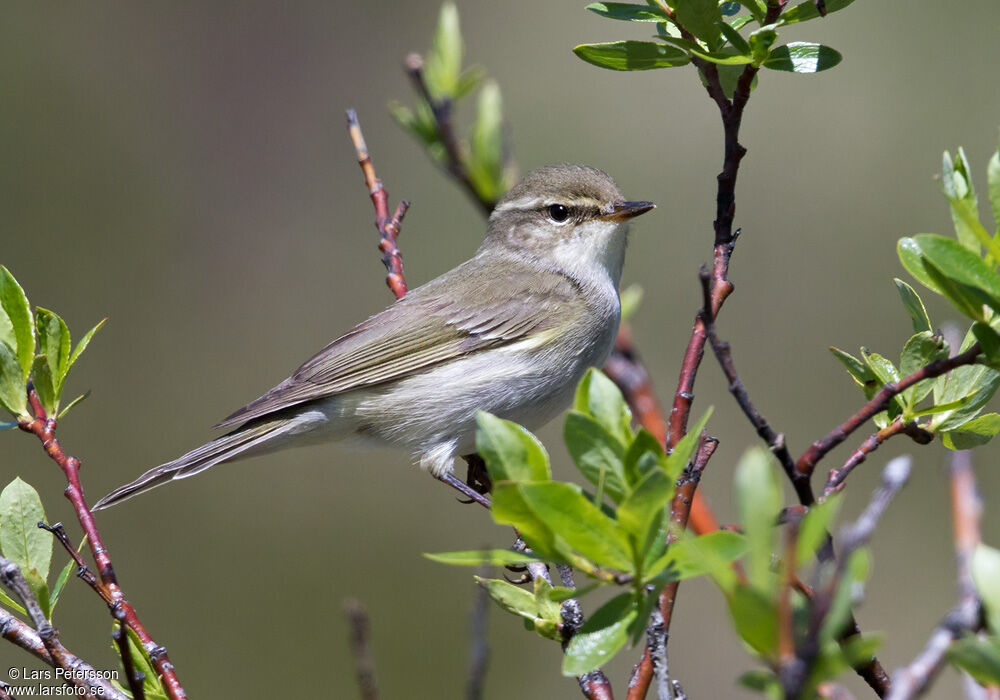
(0, 556), (129, 700)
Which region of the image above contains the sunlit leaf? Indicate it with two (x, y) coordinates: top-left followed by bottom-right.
(573, 41), (691, 71)
(763, 42), (842, 73)
(893, 278), (932, 334)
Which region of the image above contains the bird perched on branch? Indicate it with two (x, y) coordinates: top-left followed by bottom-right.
(95, 164), (654, 510)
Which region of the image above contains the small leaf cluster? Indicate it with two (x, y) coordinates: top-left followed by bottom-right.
(575, 0), (848, 93)
(0, 266), (103, 422)
(0, 478), (75, 621)
(728, 451), (882, 697)
(389, 3), (516, 206)
(428, 369), (745, 676)
(832, 137), (1000, 449)
(946, 544), (1000, 685)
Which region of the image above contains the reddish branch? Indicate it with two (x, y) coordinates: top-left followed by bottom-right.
(626, 435), (718, 700)
(823, 419), (932, 497)
(17, 390), (186, 700)
(796, 343), (982, 484)
(604, 328), (719, 535)
(347, 109), (410, 300)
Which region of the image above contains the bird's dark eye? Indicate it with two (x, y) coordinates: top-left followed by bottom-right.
(547, 204), (570, 223)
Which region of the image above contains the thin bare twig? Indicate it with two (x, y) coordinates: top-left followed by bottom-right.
(823, 420), (932, 497)
(886, 449), (984, 700)
(466, 566), (491, 700)
(344, 599), (380, 700)
(17, 390), (185, 700)
(698, 266), (799, 495)
(789, 457), (912, 700)
(346, 109), (410, 300)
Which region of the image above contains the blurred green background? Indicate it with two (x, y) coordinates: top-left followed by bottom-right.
(2, 1), (1000, 697)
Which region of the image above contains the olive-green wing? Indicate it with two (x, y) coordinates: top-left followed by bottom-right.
(215, 262), (579, 428)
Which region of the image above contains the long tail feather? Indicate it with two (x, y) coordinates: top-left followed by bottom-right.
(93, 419), (293, 510)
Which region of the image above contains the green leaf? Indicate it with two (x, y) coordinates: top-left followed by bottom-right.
(573, 41), (691, 71)
(946, 638), (1000, 686)
(658, 37), (753, 64)
(922, 256), (991, 321)
(49, 558), (75, 614)
(0, 266), (34, 381)
(0, 341), (28, 417)
(861, 349), (900, 386)
(820, 549), (870, 642)
(898, 237), (943, 295)
(727, 585), (778, 655)
(586, 2), (670, 21)
(829, 346), (876, 394)
(474, 576), (550, 631)
(932, 363), (1000, 431)
(619, 284), (644, 322)
(894, 278), (932, 334)
(899, 332), (948, 408)
(31, 356), (58, 417)
(646, 531), (747, 582)
(972, 544), (1000, 634)
(424, 549), (544, 567)
(763, 42), (842, 73)
(57, 391), (91, 420)
(0, 478), (52, 618)
(913, 234), (1000, 311)
(623, 428), (665, 486)
(718, 20), (751, 54)
(0, 588), (27, 615)
(67, 318), (105, 370)
(796, 495), (842, 567)
(616, 467), (674, 561)
(476, 412), (550, 483)
(564, 411), (628, 504)
(122, 626), (170, 700)
(490, 484), (563, 562)
(664, 408), (713, 482)
(942, 148), (983, 253)
(988, 134), (1000, 230)
(519, 482), (634, 571)
(574, 369), (633, 444)
(711, 62), (757, 99)
(468, 80), (509, 205)
(475, 576), (538, 616)
(910, 393), (977, 418)
(973, 321), (1000, 363)
(424, 2), (463, 99)
(738, 669), (781, 695)
(734, 448), (781, 593)
(748, 24), (778, 65)
(563, 593), (637, 675)
(674, 0), (723, 47)
(778, 0), (855, 25)
(35, 308), (70, 393)
(941, 412), (1000, 449)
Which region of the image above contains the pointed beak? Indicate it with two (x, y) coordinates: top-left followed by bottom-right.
(598, 200), (656, 222)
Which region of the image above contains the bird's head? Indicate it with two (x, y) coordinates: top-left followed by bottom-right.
(482, 163), (655, 284)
